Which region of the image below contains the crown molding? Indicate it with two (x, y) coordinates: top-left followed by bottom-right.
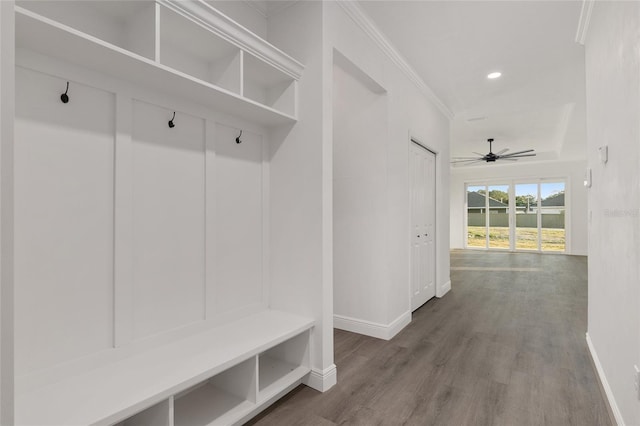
(336, 1), (453, 120)
(575, 0), (594, 45)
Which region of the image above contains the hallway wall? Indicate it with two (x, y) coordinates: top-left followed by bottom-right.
(585, 2), (640, 424)
(326, 2), (451, 339)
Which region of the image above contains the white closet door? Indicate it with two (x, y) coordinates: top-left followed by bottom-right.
(131, 101), (205, 339)
(209, 124), (263, 316)
(410, 142), (436, 311)
(15, 68), (115, 374)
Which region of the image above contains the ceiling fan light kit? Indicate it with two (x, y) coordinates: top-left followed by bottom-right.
(451, 138), (536, 165)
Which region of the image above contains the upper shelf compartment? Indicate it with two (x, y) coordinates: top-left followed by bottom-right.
(158, 0), (302, 118)
(15, 0), (304, 126)
(159, 3), (242, 95)
(159, 0), (303, 81)
(16, 0), (157, 61)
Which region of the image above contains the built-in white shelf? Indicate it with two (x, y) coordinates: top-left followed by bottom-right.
(12, 2), (313, 425)
(259, 357), (310, 399)
(15, 0), (157, 60)
(174, 382), (254, 426)
(258, 331), (311, 400)
(159, 3), (242, 94)
(15, 310), (314, 426)
(115, 399), (173, 426)
(14, 1), (303, 126)
(174, 356), (256, 426)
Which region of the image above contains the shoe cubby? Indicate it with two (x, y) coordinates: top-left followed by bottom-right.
(174, 357), (257, 426)
(258, 330), (311, 400)
(114, 399), (173, 426)
(16, 0), (157, 60)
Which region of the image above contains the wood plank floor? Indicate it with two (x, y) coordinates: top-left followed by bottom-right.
(247, 251), (613, 426)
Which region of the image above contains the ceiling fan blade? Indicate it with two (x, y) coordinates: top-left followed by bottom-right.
(499, 158), (518, 161)
(451, 158), (485, 163)
(472, 152), (485, 156)
(495, 148), (509, 155)
(500, 153), (537, 159)
(459, 160), (485, 166)
(500, 149), (535, 157)
(451, 156), (484, 160)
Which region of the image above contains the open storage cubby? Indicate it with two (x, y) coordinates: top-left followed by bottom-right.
(114, 399), (173, 426)
(14, 311), (314, 425)
(243, 52), (297, 117)
(174, 357), (256, 426)
(16, 0), (157, 60)
(159, 4), (241, 93)
(258, 330), (311, 400)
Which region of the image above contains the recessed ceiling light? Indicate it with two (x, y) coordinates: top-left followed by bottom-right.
(487, 72), (502, 79)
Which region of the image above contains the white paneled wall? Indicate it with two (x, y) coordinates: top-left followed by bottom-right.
(15, 67), (115, 374)
(131, 101), (206, 340)
(13, 61), (269, 380)
(211, 123), (264, 316)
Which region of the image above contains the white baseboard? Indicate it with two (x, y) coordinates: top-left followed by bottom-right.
(437, 280), (451, 298)
(586, 332), (624, 426)
(304, 364), (337, 392)
(334, 311), (411, 340)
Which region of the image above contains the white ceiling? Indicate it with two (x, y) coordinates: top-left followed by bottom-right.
(358, 1), (587, 165)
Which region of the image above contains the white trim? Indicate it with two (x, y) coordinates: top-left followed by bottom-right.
(437, 280), (451, 298)
(336, 1), (453, 120)
(334, 311), (411, 341)
(304, 364), (337, 392)
(575, 0), (595, 45)
(0, 2), (15, 424)
(586, 332), (624, 426)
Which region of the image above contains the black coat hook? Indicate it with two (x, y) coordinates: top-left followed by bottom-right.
(236, 130), (242, 144)
(168, 112), (176, 128)
(60, 82), (69, 103)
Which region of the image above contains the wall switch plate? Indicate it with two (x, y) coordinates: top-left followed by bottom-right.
(634, 365), (640, 400)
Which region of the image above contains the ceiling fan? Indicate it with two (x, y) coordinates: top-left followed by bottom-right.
(451, 138), (536, 165)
